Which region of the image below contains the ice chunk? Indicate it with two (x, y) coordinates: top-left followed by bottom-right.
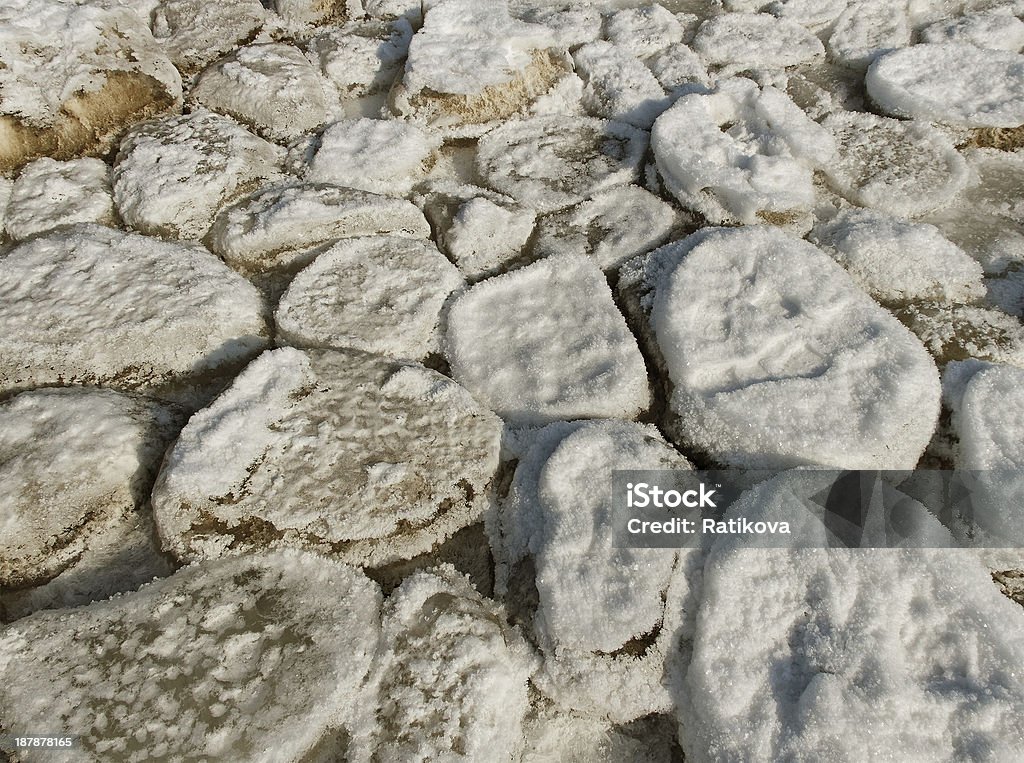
(476, 114), (648, 213)
(765, 0), (850, 29)
(894, 303), (1024, 367)
(573, 41), (671, 128)
(302, 118), (441, 196)
(272, 0), (361, 26)
(151, 0), (266, 76)
(821, 110), (969, 217)
(389, 0), (570, 133)
(0, 0), (182, 173)
(0, 389), (175, 597)
(352, 565), (534, 761)
(517, 5), (604, 49)
(645, 42), (711, 91)
(306, 18), (413, 101)
(811, 209), (985, 304)
(276, 236), (463, 359)
(493, 421), (697, 721)
(444, 254), (650, 425)
(4, 157), (114, 241)
(828, 0), (911, 69)
(651, 226), (941, 469)
(680, 479), (1024, 760)
(921, 10), (1024, 51)
(152, 347), (502, 567)
(532, 185), (678, 271)
(0, 551), (381, 762)
(605, 5), (687, 58)
(0, 224), (269, 399)
(948, 362), (1024, 545)
(867, 43), (1024, 127)
(207, 181), (430, 276)
(692, 13), (825, 70)
(651, 77), (835, 225)
(439, 195), (537, 280)
(113, 110), (282, 240)
(190, 44), (336, 143)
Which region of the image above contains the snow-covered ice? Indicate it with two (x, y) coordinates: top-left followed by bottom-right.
(271, 0), (362, 27)
(692, 13), (825, 70)
(351, 565), (535, 761)
(827, 0), (911, 69)
(645, 42), (711, 91)
(573, 41), (671, 128)
(651, 77), (835, 225)
(476, 114), (649, 213)
(897, 302), (1024, 367)
(388, 0), (569, 133)
(811, 209), (986, 304)
(0, 224), (269, 398)
(821, 110), (969, 217)
(921, 10), (1024, 51)
(190, 44), (336, 143)
(0, 551), (382, 762)
(0, 388), (175, 597)
(0, 0), (182, 173)
(532, 184), (678, 271)
(150, 0), (266, 76)
(867, 43), (1024, 126)
(152, 347), (503, 568)
(516, 6), (603, 50)
(113, 110), (282, 240)
(678, 475), (1024, 760)
(604, 5), (688, 58)
(207, 181), (431, 276)
(493, 420), (698, 721)
(306, 18), (413, 102)
(444, 254), (650, 426)
(275, 236), (463, 359)
(946, 361), (1024, 545)
(4, 157), (115, 241)
(302, 117), (441, 196)
(650, 226), (941, 469)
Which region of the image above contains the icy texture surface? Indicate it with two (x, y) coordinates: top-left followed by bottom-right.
(651, 226), (941, 469)
(827, 0), (911, 69)
(207, 181), (431, 275)
(151, 0), (266, 75)
(921, 11), (1024, 51)
(307, 18), (413, 100)
(0, 0), (182, 172)
(821, 110), (969, 217)
(604, 5), (687, 57)
(302, 117), (441, 195)
(867, 43), (1024, 126)
(0, 388), (173, 592)
(4, 157), (114, 241)
(652, 77), (835, 225)
(152, 347), (502, 567)
(113, 110), (282, 240)
(445, 254), (650, 425)
(353, 565), (534, 761)
(692, 12), (825, 69)
(0, 551), (381, 762)
(0, 225), (269, 397)
(680, 476), (1024, 761)
(573, 41), (670, 128)
(477, 114), (649, 213)
(493, 421), (698, 721)
(276, 236), (463, 359)
(190, 44), (335, 143)
(811, 209), (986, 304)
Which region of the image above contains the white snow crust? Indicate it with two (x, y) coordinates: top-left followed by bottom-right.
(275, 236), (463, 359)
(4, 157), (114, 241)
(445, 254), (650, 426)
(651, 226), (941, 469)
(692, 12), (825, 70)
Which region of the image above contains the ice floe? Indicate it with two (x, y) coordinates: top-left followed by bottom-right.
(190, 44), (336, 143)
(275, 236), (463, 359)
(150, 0), (266, 76)
(649, 226), (941, 469)
(867, 43), (1024, 126)
(651, 77), (835, 225)
(113, 110), (282, 240)
(0, 224), (269, 399)
(152, 347), (502, 567)
(4, 157), (115, 241)
(444, 254), (650, 426)
(477, 114), (649, 213)
(573, 41), (671, 128)
(692, 12), (825, 70)
(0, 550), (382, 762)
